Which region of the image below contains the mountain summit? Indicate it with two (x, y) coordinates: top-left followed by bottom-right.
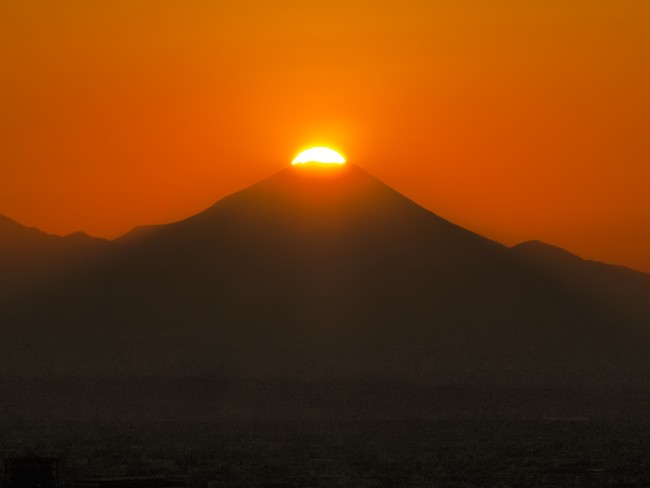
(120, 164), (505, 269)
(2, 164), (650, 384)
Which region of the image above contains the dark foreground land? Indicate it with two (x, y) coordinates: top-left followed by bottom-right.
(2, 379), (650, 487)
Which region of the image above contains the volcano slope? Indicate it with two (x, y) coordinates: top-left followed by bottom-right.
(2, 164), (650, 386)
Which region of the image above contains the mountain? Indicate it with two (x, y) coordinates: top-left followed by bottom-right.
(0, 215), (109, 301)
(2, 164), (650, 385)
(513, 240), (650, 320)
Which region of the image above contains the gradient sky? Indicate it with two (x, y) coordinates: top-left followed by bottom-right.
(1, 1), (649, 271)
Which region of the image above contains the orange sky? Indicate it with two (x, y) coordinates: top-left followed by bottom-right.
(1, 1), (649, 271)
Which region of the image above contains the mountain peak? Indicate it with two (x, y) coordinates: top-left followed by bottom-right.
(220, 163), (406, 209)
(512, 240), (583, 264)
(151, 163), (502, 261)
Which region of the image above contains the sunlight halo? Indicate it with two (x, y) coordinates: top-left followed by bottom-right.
(292, 147), (346, 165)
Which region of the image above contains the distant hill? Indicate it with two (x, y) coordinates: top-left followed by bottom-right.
(2, 165), (649, 385)
(512, 240), (650, 321)
(0, 215), (109, 301)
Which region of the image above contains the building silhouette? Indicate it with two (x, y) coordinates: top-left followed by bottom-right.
(69, 477), (186, 488)
(4, 458), (59, 488)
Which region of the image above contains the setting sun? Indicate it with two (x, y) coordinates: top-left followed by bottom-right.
(292, 147), (346, 166)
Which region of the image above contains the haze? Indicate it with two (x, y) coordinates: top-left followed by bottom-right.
(1, 0), (649, 271)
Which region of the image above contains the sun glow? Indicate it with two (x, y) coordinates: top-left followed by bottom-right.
(292, 147), (346, 165)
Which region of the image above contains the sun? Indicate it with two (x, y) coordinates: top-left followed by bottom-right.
(292, 147), (346, 165)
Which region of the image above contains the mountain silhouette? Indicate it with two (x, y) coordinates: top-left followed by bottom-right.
(0, 215), (109, 302)
(513, 240), (650, 320)
(2, 164), (650, 384)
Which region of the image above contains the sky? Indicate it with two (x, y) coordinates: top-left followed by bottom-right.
(1, 0), (649, 271)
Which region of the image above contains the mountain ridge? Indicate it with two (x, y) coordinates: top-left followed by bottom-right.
(1, 164), (649, 384)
